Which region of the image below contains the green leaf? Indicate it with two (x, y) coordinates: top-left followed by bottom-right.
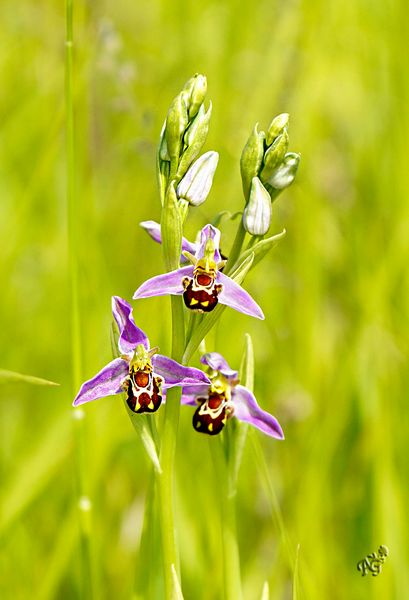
(0, 369), (59, 386)
(293, 544), (301, 600)
(260, 581), (270, 600)
(171, 564), (184, 600)
(235, 229), (286, 271)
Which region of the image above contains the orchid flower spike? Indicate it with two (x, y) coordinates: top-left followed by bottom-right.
(134, 224), (264, 319)
(181, 352), (284, 439)
(73, 297), (210, 413)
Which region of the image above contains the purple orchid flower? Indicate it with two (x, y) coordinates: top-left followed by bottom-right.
(181, 352), (284, 439)
(73, 296), (210, 413)
(134, 224), (264, 319)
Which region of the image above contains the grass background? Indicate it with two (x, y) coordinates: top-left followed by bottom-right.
(1, 0), (408, 598)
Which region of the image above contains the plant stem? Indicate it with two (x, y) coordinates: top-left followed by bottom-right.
(66, 1), (94, 597)
(157, 295), (185, 598)
(211, 438), (242, 600)
(225, 220), (247, 275)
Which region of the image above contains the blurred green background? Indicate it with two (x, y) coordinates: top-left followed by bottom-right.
(1, 0), (408, 598)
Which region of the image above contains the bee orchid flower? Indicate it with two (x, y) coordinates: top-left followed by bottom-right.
(180, 352), (284, 439)
(73, 296), (211, 413)
(134, 224), (264, 319)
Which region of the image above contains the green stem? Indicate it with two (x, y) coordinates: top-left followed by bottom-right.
(225, 220), (247, 275)
(211, 439), (242, 600)
(157, 295), (185, 598)
(66, 1), (94, 597)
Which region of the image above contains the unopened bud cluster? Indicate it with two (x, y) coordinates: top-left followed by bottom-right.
(158, 74), (218, 211)
(241, 113), (300, 236)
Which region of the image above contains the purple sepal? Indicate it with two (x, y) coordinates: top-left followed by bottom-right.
(152, 354), (210, 388)
(233, 385), (284, 439)
(133, 266), (194, 300)
(216, 272), (264, 320)
(73, 358), (128, 406)
(140, 220), (198, 257)
(196, 224), (222, 263)
(112, 296), (149, 354)
(200, 352), (238, 382)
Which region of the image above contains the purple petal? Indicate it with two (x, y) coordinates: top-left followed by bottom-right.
(112, 296), (149, 353)
(216, 272), (264, 320)
(196, 224), (222, 263)
(152, 354), (211, 388)
(200, 352), (238, 382)
(140, 220), (163, 244)
(232, 385), (284, 439)
(140, 220), (198, 257)
(133, 266), (194, 300)
(180, 384), (210, 406)
(73, 358), (128, 406)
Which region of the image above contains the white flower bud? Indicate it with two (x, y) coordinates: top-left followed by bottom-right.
(176, 151), (219, 206)
(243, 177), (272, 236)
(267, 152), (300, 190)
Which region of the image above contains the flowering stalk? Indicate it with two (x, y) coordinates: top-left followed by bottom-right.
(226, 115), (300, 274)
(65, 0), (94, 596)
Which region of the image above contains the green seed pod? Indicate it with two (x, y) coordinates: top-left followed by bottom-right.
(242, 177), (272, 236)
(176, 102), (212, 179)
(266, 113), (289, 146)
(240, 124), (265, 202)
(267, 152), (300, 191)
(259, 130), (289, 182)
(165, 92), (189, 161)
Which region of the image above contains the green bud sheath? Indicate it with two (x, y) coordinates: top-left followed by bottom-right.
(242, 177), (272, 236)
(159, 124), (170, 162)
(165, 92), (189, 162)
(161, 181), (183, 271)
(176, 102), (212, 179)
(240, 124), (265, 202)
(187, 73), (207, 119)
(260, 130), (289, 182)
(266, 112), (290, 146)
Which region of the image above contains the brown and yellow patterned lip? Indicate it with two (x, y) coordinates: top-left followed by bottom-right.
(123, 369), (164, 414)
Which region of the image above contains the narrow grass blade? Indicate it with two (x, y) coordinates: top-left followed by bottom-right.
(0, 369), (59, 386)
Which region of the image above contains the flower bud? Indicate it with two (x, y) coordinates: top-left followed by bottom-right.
(183, 73), (207, 119)
(266, 113), (289, 146)
(165, 92), (189, 161)
(176, 102), (212, 179)
(177, 151), (219, 206)
(242, 177), (272, 236)
(240, 124), (265, 201)
(260, 130), (289, 182)
(266, 152), (300, 190)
